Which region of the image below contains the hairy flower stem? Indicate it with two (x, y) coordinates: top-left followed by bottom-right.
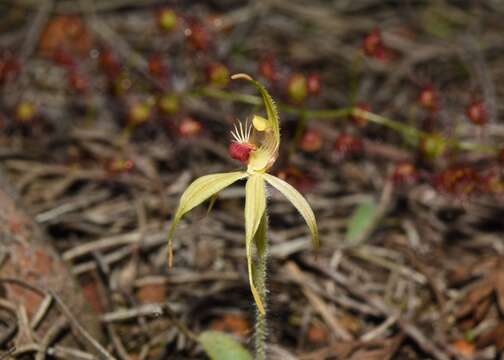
(254, 213), (268, 360)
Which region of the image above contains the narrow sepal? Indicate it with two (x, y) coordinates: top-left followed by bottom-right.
(263, 174), (319, 249)
(244, 173), (267, 315)
(168, 172), (248, 267)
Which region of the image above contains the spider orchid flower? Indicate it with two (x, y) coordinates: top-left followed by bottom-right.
(167, 73), (319, 315)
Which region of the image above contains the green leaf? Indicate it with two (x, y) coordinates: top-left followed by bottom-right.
(263, 174), (319, 250)
(244, 173), (267, 315)
(346, 198), (377, 244)
(231, 73), (280, 148)
(167, 172), (248, 267)
(199, 331), (252, 360)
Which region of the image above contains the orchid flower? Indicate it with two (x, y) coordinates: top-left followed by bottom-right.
(167, 73), (319, 316)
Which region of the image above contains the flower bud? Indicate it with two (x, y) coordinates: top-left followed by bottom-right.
(99, 48), (121, 80)
(287, 73), (307, 103)
(420, 133), (446, 159)
(157, 8), (177, 32)
(15, 101), (37, 123)
(158, 93), (179, 114)
(299, 129), (322, 152)
(465, 100), (487, 126)
(392, 161), (418, 184)
(362, 28), (382, 57)
(333, 133), (363, 159)
(179, 116), (202, 137)
(418, 85), (439, 111)
(206, 62), (229, 87)
(128, 101), (152, 126)
(148, 53), (169, 82)
(68, 70), (88, 93)
(306, 73), (321, 96)
(185, 19), (210, 51)
(258, 54), (277, 82)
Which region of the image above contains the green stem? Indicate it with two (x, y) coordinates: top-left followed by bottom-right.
(187, 87), (499, 156)
(253, 213), (268, 360)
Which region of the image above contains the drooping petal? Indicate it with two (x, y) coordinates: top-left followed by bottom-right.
(264, 174), (319, 249)
(167, 172), (248, 267)
(244, 173), (267, 315)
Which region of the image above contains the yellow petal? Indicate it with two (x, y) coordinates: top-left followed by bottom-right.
(167, 172), (248, 267)
(245, 173), (267, 315)
(264, 174), (319, 249)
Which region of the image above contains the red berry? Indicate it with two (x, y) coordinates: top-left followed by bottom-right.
(392, 161), (418, 184)
(258, 54), (277, 82)
(206, 62), (229, 87)
(148, 53), (169, 83)
(68, 70), (88, 93)
(287, 73), (307, 103)
(179, 117), (202, 137)
(361, 28), (393, 61)
(276, 165), (315, 193)
(299, 129), (322, 152)
(228, 142), (255, 163)
(418, 85), (439, 111)
(185, 19), (210, 51)
(99, 48), (121, 80)
(350, 101), (370, 127)
(465, 100), (487, 126)
(362, 28), (382, 57)
(306, 73), (321, 96)
(334, 133), (363, 158)
(0, 53), (20, 84)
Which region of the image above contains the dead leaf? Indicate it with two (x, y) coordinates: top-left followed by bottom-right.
(307, 322), (328, 344)
(210, 313), (251, 337)
(451, 339), (475, 358)
(136, 283), (167, 304)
